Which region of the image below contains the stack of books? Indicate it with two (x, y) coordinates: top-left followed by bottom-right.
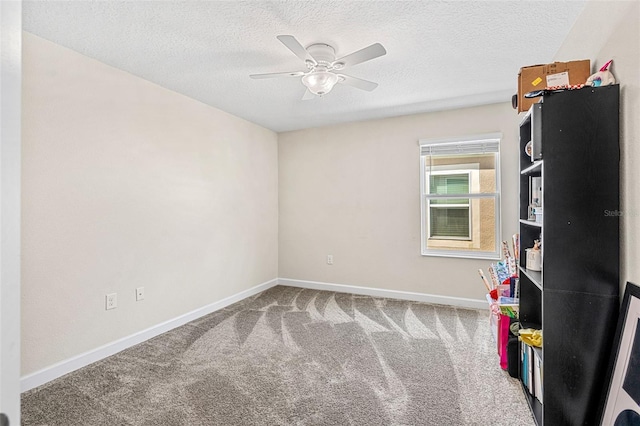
(521, 342), (543, 403)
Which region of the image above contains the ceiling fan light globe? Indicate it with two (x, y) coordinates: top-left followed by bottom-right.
(302, 71), (339, 95)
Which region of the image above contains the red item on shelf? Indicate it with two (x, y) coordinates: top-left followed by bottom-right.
(490, 289), (498, 300)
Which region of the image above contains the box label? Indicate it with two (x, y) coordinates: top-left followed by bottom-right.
(531, 77), (543, 87)
(546, 71), (570, 87)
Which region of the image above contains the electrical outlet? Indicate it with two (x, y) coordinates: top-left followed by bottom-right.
(136, 287), (145, 301)
(327, 254), (333, 265)
(106, 293), (117, 310)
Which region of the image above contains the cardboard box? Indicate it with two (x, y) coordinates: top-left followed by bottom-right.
(517, 60), (591, 113)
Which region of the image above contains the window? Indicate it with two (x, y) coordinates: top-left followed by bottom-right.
(420, 134), (501, 259)
(429, 172), (471, 239)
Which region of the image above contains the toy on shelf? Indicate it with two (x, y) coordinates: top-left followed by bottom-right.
(525, 239), (542, 271)
(586, 59), (616, 87)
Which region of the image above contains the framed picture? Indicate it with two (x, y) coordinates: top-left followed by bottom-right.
(601, 282), (640, 425)
(529, 176), (542, 208)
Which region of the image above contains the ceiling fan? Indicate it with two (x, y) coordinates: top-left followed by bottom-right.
(250, 35), (387, 100)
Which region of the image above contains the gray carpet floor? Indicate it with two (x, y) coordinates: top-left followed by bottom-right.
(22, 286), (535, 425)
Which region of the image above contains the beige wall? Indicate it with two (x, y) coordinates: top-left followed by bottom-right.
(278, 103), (519, 300)
(21, 33), (279, 375)
(554, 0), (640, 294)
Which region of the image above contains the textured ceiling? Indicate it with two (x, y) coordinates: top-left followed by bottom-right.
(23, 1), (587, 132)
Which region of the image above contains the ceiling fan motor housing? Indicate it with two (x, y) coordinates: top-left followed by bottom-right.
(306, 43), (336, 66)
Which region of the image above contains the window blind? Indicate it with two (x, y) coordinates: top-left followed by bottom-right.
(420, 139), (500, 156)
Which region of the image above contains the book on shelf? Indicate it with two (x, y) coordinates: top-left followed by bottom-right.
(533, 347), (543, 403)
(520, 341), (543, 403)
(521, 341), (531, 394)
(527, 345), (533, 395)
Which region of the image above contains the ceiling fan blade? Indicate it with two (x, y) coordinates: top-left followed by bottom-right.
(337, 74), (379, 91)
(334, 43), (386, 68)
(301, 89), (316, 100)
(277, 35), (315, 63)
(250, 71), (305, 79)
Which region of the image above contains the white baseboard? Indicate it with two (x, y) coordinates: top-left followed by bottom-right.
(20, 278), (279, 393)
(22, 277), (486, 392)
(277, 278), (488, 310)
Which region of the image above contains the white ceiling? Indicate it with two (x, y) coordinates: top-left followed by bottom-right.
(23, 1), (587, 133)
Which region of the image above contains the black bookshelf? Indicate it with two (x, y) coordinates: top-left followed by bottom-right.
(517, 85), (620, 426)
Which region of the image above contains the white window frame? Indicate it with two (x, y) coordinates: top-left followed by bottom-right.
(419, 133), (502, 259)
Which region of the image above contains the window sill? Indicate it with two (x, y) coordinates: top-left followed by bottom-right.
(421, 250), (501, 260)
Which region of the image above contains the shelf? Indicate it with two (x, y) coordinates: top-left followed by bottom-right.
(519, 266), (542, 290)
(519, 219), (542, 228)
(521, 161), (543, 176)
(516, 84), (621, 426)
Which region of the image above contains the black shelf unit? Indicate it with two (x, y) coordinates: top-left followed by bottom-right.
(517, 85), (620, 426)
